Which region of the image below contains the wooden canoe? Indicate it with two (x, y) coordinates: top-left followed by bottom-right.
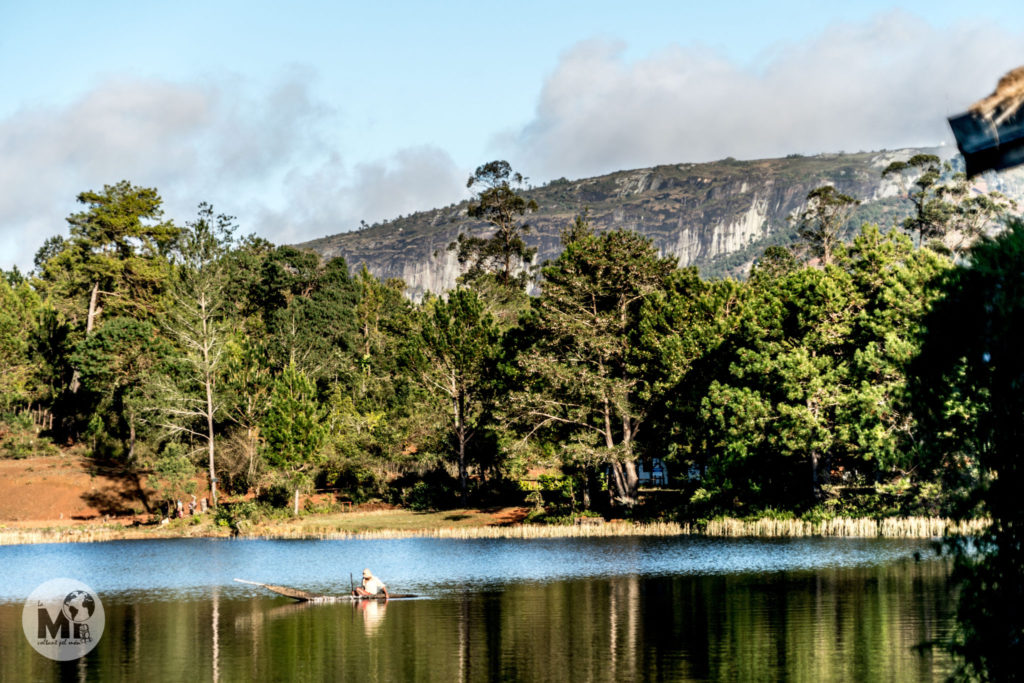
(234, 578), (416, 602)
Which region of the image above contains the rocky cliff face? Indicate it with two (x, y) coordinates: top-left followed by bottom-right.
(297, 149), (1024, 298)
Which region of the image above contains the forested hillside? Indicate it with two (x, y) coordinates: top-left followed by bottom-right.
(0, 153), (1018, 526)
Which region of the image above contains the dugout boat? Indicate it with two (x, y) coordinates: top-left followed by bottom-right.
(234, 578), (416, 601)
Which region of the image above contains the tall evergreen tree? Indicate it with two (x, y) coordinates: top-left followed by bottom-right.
(702, 265), (859, 504)
(843, 225), (948, 474)
(637, 268), (746, 481)
(510, 224), (675, 508)
(882, 155), (1015, 256)
(37, 181), (178, 335)
(882, 154), (951, 247)
(696, 226), (948, 510)
(790, 185), (860, 266)
(450, 161), (538, 289)
(35, 181), (178, 395)
(221, 337), (273, 491)
(414, 288), (499, 503)
(262, 362), (328, 515)
(257, 248), (357, 386)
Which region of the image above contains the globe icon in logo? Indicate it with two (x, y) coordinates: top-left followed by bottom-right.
(23, 578), (105, 661)
(61, 591), (95, 623)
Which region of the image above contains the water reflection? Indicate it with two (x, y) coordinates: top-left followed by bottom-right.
(357, 599), (387, 635)
(211, 585), (219, 683)
(0, 539), (955, 681)
(0, 536), (936, 602)
(607, 575), (639, 678)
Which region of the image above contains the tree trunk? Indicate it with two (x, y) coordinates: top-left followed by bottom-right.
(811, 450), (821, 500)
(458, 435), (467, 505)
(582, 467), (592, 510)
(70, 281), (104, 394)
(206, 374), (217, 508)
(202, 297), (218, 508)
(86, 281), (101, 335)
(610, 461), (639, 508)
(127, 416), (136, 462)
(621, 416), (640, 506)
(294, 487), (299, 516)
(602, 400), (639, 508)
(455, 391), (468, 505)
(246, 426), (259, 485)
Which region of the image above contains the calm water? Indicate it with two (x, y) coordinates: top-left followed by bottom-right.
(0, 536), (953, 681)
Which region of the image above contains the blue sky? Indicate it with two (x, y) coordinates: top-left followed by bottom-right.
(1, 1), (1022, 270)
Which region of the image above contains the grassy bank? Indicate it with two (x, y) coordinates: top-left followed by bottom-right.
(0, 510), (989, 546)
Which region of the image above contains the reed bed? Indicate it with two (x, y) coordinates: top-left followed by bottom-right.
(0, 525), (166, 546)
(0, 516), (989, 546)
(249, 520), (691, 541)
(252, 516), (985, 541)
(703, 516), (988, 538)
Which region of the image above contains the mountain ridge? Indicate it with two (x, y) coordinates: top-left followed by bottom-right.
(296, 148), (1024, 297)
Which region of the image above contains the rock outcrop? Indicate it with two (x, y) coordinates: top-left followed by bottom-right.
(297, 149), (1024, 298)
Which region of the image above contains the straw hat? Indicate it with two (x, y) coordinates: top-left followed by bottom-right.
(362, 568), (373, 578)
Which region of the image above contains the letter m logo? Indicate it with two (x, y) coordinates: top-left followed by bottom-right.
(37, 607), (70, 639)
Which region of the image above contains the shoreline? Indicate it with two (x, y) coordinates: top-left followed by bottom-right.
(0, 514), (988, 546)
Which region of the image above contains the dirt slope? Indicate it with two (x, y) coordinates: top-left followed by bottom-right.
(0, 455), (531, 530)
(0, 455), (151, 524)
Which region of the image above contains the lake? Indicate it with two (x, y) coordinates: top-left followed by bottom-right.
(0, 536), (953, 681)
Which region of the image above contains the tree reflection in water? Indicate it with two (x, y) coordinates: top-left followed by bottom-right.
(1, 561), (953, 682)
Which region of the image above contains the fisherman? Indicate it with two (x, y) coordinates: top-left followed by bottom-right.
(353, 568), (389, 599)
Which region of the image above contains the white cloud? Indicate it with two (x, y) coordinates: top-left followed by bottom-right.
(512, 12), (1023, 180)
(0, 72), (466, 271)
(5, 11), (1020, 272)
(252, 145), (467, 246)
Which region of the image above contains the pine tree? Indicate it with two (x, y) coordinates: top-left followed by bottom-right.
(450, 161), (538, 289)
(509, 223), (674, 508)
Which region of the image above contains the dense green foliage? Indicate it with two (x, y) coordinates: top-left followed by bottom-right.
(912, 219), (1024, 680)
(412, 287), (499, 502)
(0, 168), (1013, 531)
(507, 223), (675, 508)
(262, 362), (328, 514)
